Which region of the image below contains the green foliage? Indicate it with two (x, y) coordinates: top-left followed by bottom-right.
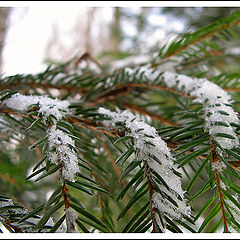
(0, 10), (240, 234)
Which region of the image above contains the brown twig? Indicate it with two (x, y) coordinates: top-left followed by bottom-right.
(74, 52), (102, 69)
(0, 107), (123, 139)
(211, 142), (229, 232)
(0, 173), (18, 186)
(178, 50), (224, 70)
(67, 116), (123, 138)
(0, 82), (89, 95)
(92, 83), (189, 104)
(62, 183), (70, 209)
(0, 81), (188, 106)
(228, 160), (240, 171)
(223, 87), (240, 92)
(4, 219), (23, 233)
(121, 102), (178, 127)
(145, 164), (157, 233)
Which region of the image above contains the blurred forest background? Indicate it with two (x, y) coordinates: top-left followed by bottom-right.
(0, 7), (239, 75)
(0, 6), (240, 233)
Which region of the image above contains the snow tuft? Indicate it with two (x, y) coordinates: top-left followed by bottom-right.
(109, 67), (239, 150)
(98, 107), (190, 228)
(2, 93), (71, 121)
(2, 93), (79, 182)
(47, 125), (79, 182)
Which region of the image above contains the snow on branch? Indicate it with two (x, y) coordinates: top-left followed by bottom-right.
(98, 107), (191, 230)
(2, 93), (79, 182)
(121, 67), (240, 150)
(160, 71), (239, 150)
(2, 93), (71, 121)
(47, 125), (79, 182)
(0, 198), (65, 232)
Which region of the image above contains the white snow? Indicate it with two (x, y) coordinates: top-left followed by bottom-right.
(47, 125), (79, 182)
(212, 160), (227, 172)
(2, 93), (71, 121)
(108, 67), (239, 150)
(65, 207), (78, 231)
(2, 93), (79, 182)
(162, 71), (239, 149)
(98, 107), (190, 229)
(152, 192), (191, 220)
(24, 216), (65, 233)
(0, 199), (28, 215)
(226, 47), (240, 56)
(109, 55), (151, 70)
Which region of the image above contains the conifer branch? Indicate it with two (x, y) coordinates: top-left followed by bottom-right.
(151, 18), (240, 67)
(121, 102), (178, 127)
(1, 10), (240, 233)
(4, 219), (23, 233)
(211, 142), (229, 232)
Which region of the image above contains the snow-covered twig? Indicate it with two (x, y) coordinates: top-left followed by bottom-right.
(111, 67), (240, 150)
(98, 107), (191, 231)
(2, 93), (80, 182)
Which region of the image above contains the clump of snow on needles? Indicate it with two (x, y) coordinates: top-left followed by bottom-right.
(3, 93), (70, 121)
(2, 93), (79, 182)
(162, 71), (239, 150)
(116, 67), (239, 150)
(47, 125), (79, 182)
(0, 198), (65, 232)
(98, 107), (191, 231)
(212, 160), (226, 172)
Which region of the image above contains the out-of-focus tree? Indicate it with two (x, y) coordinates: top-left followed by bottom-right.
(0, 7), (10, 72)
(161, 7), (240, 31)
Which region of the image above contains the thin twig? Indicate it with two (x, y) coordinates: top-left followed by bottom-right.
(211, 142), (229, 233)
(4, 219), (23, 233)
(145, 164), (157, 233)
(74, 52), (102, 69)
(121, 102), (178, 127)
(0, 173), (18, 186)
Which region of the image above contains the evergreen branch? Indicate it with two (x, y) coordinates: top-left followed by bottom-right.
(177, 49), (225, 70)
(91, 83), (189, 103)
(3, 219), (23, 233)
(121, 102), (178, 127)
(0, 82), (88, 95)
(95, 133), (123, 185)
(145, 164), (157, 232)
(211, 141), (229, 232)
(93, 129), (134, 220)
(74, 52), (102, 70)
(152, 10), (240, 66)
(1, 10), (240, 233)
(98, 108), (192, 232)
(0, 107), (123, 138)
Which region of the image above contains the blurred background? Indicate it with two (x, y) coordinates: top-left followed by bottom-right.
(0, 7), (238, 76)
